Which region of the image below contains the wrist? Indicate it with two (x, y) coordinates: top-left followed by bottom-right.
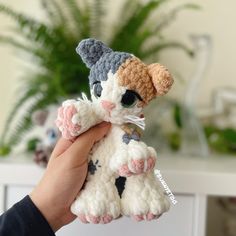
(30, 191), (63, 232)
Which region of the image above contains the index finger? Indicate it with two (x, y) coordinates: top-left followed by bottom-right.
(50, 137), (74, 158)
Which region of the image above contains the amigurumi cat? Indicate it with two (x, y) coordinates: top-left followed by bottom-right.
(55, 38), (174, 224)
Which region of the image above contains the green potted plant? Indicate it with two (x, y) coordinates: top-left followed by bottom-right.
(0, 0), (198, 156)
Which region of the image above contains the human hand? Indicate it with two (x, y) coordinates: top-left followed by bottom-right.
(30, 122), (111, 232)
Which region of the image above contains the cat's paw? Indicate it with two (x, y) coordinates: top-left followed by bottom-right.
(72, 196), (120, 224)
(55, 100), (81, 139)
(55, 96), (100, 140)
(78, 214), (113, 224)
(132, 213), (162, 222)
(118, 157), (156, 177)
(117, 144), (157, 177)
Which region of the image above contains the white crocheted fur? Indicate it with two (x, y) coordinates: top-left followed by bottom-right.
(56, 71), (170, 224)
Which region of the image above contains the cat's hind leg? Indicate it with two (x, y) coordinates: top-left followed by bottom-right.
(71, 175), (121, 224)
(121, 172), (170, 221)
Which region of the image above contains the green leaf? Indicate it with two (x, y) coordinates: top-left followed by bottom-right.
(0, 4), (48, 35)
(0, 87), (40, 144)
(27, 137), (41, 152)
(111, 0), (166, 52)
(90, 0), (106, 38)
(204, 126), (236, 154)
(173, 103), (182, 128)
(167, 132), (181, 151)
(117, 0), (140, 25)
(222, 128), (236, 143)
(0, 145), (11, 157)
(5, 94), (58, 147)
(63, 0), (91, 38)
(0, 35), (37, 56)
(154, 3), (201, 32)
(40, 0), (67, 25)
(183, 3), (201, 10)
(141, 41), (194, 59)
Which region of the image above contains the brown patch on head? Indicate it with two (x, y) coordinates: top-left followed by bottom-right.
(117, 58), (174, 106)
(117, 57), (156, 106)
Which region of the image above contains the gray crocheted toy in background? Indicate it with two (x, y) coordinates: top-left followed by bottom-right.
(55, 38), (174, 224)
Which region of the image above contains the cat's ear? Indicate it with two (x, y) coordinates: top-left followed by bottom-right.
(76, 38), (112, 68)
(148, 63), (174, 96)
(32, 110), (49, 126)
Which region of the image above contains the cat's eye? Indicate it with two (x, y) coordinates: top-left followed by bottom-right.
(93, 82), (103, 98)
(47, 129), (57, 140)
(121, 90), (142, 108)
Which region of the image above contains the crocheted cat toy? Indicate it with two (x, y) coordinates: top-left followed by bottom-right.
(55, 38), (174, 224)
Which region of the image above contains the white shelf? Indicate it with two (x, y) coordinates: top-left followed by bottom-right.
(159, 154), (236, 196)
(1, 153), (236, 196)
(1, 152), (221, 236)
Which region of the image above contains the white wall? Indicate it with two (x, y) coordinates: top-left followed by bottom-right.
(0, 0), (236, 133)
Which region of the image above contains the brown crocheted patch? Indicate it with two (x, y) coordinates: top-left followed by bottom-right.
(117, 57), (156, 106)
(148, 63), (174, 96)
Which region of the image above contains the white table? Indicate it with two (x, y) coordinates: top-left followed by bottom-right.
(1, 153), (236, 236)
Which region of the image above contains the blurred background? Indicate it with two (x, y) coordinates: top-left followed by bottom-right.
(0, 0), (236, 236)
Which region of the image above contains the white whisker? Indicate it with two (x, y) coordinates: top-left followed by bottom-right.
(82, 93), (89, 101)
(78, 93), (89, 102)
(124, 115), (146, 130)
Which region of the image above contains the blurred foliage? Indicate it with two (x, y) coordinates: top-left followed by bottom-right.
(205, 126), (236, 154)
(0, 0), (198, 156)
(173, 103), (182, 128)
(166, 104), (236, 155)
(26, 137), (41, 152)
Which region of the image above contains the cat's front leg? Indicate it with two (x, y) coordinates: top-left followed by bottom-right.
(55, 97), (102, 140)
(110, 138), (157, 177)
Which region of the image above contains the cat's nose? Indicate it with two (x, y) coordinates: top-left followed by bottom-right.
(101, 100), (116, 112)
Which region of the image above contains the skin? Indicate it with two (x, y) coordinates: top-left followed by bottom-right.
(30, 122), (111, 232)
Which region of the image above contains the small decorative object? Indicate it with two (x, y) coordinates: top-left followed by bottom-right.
(32, 107), (60, 166)
(55, 38), (174, 224)
(180, 35), (212, 157)
(200, 87), (236, 154)
(200, 87), (236, 128)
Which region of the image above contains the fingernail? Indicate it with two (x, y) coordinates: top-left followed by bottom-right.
(98, 121), (110, 128)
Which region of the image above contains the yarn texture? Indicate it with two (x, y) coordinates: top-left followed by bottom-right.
(55, 38), (174, 224)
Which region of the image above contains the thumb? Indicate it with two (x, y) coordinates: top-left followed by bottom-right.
(62, 122), (111, 167)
